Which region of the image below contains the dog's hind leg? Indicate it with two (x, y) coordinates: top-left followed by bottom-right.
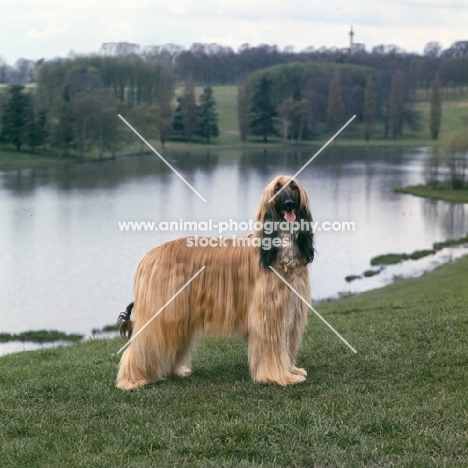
(116, 349), (151, 390)
(116, 311), (175, 390)
(171, 329), (199, 378)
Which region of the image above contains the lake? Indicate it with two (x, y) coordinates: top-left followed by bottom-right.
(1, 145), (468, 347)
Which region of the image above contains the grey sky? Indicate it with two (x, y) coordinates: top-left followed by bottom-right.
(1, 0), (467, 64)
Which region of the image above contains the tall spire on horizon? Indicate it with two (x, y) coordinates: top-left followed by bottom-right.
(349, 25), (354, 55)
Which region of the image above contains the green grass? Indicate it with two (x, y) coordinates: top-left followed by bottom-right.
(434, 234), (468, 250)
(395, 183), (468, 203)
(363, 269), (381, 278)
(370, 249), (438, 267)
(345, 274), (361, 283)
(2, 257), (468, 466)
(371, 253), (410, 266)
(408, 249), (437, 260)
(0, 145), (79, 172)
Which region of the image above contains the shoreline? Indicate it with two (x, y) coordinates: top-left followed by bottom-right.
(2, 244), (467, 357)
(395, 183), (468, 203)
(0, 138), (432, 174)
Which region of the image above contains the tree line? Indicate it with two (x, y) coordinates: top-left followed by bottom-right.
(0, 56), (221, 156)
(3, 40), (468, 93)
(0, 51), (451, 154)
(239, 61), (443, 143)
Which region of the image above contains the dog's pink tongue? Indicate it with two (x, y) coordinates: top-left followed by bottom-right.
(284, 211), (296, 222)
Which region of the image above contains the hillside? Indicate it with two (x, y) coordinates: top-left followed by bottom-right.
(1, 255), (467, 466)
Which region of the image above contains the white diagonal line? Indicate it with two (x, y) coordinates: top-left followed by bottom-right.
(118, 114), (207, 203)
(117, 266), (206, 354)
(268, 115), (356, 203)
(269, 266), (357, 354)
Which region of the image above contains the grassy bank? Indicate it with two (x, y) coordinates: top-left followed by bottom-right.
(2, 86), (468, 172)
(346, 232), (468, 282)
(1, 257), (467, 467)
(395, 183), (468, 203)
(0, 146), (80, 172)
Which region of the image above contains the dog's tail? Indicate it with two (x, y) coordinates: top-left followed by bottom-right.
(117, 302), (134, 339)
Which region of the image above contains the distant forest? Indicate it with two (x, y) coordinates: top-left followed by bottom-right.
(2, 40), (468, 88)
(0, 40), (467, 154)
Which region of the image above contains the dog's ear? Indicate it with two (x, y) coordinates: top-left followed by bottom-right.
(259, 203), (279, 269)
(297, 206), (315, 264)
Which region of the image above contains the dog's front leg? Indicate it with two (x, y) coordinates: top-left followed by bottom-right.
(247, 283), (306, 386)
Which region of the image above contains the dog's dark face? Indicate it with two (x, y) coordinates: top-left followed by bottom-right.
(258, 175), (315, 269)
(274, 179), (301, 224)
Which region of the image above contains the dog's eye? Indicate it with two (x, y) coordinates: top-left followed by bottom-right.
(290, 184), (298, 191)
(274, 183), (281, 193)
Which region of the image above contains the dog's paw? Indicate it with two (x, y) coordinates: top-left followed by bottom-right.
(172, 365), (192, 378)
(291, 366), (307, 377)
(255, 372), (306, 386)
(116, 378), (150, 391)
(282, 372), (306, 385)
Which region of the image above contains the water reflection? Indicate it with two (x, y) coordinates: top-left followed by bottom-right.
(0, 146), (467, 340)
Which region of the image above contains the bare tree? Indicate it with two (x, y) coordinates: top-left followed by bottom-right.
(424, 42), (442, 58)
(363, 74), (376, 141)
(429, 74), (442, 140)
(237, 74), (250, 142)
(326, 72), (345, 137)
(445, 131), (468, 189)
(390, 71), (404, 139)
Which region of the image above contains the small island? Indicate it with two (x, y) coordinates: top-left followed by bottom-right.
(395, 182), (468, 203)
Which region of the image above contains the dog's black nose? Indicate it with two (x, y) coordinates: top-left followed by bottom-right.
(283, 200), (295, 210)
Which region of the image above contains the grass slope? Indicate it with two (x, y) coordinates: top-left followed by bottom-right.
(1, 257), (468, 467)
(0, 146), (78, 172)
(395, 183), (468, 203)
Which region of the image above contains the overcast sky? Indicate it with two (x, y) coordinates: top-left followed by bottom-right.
(1, 0), (467, 65)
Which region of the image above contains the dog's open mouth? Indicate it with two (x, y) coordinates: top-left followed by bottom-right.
(282, 209), (296, 223)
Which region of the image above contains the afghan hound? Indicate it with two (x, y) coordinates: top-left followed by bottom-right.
(116, 175), (314, 389)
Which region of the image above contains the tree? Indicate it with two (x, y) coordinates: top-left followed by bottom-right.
(155, 66), (174, 146)
(249, 76), (277, 142)
(181, 76), (197, 142)
(48, 87), (75, 157)
(277, 98), (294, 143)
(101, 106), (124, 157)
(1, 85), (30, 151)
(172, 97), (185, 137)
(445, 131), (468, 189)
(326, 72), (345, 136)
(363, 74), (376, 141)
(291, 99), (312, 144)
(25, 101), (47, 152)
(424, 146), (442, 188)
(424, 42), (442, 58)
(72, 93), (100, 159)
(237, 74), (250, 142)
(195, 87), (219, 143)
(35, 109), (48, 150)
(389, 71), (404, 139)
(429, 74), (442, 140)
(92, 88), (122, 160)
(374, 70), (393, 139)
(127, 104), (160, 153)
(277, 97), (312, 144)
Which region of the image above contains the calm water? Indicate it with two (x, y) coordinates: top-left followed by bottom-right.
(1, 146), (468, 343)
